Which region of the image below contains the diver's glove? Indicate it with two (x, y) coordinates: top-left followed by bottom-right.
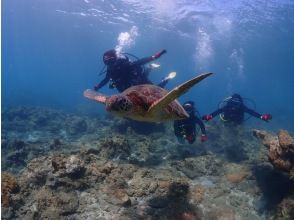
(261, 114), (272, 122)
(202, 114), (213, 121)
(200, 134), (207, 142)
(152, 49), (167, 59)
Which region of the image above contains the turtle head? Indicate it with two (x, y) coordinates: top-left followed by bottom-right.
(106, 95), (133, 115)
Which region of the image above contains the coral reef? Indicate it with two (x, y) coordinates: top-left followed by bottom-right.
(276, 193), (294, 220)
(224, 163), (250, 184)
(1, 172), (19, 207)
(65, 116), (88, 135)
(173, 154), (224, 179)
(253, 129), (294, 179)
(2, 106), (294, 219)
(98, 136), (131, 159)
(32, 188), (79, 219)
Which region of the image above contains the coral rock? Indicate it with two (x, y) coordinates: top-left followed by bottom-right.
(175, 155), (223, 179)
(65, 155), (86, 178)
(112, 189), (131, 206)
(1, 172), (19, 207)
(99, 136), (130, 159)
(51, 155), (86, 179)
(253, 129), (294, 179)
(276, 193), (294, 220)
(52, 156), (66, 172)
(65, 117), (88, 136)
(191, 186), (206, 203)
(278, 130), (294, 150)
(206, 207), (235, 220)
(180, 212), (197, 220)
(225, 171), (249, 184)
(34, 188), (79, 218)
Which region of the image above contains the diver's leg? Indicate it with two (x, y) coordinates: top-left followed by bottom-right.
(157, 72), (176, 88)
(144, 67), (152, 78)
(157, 78), (169, 88)
(176, 136), (185, 144)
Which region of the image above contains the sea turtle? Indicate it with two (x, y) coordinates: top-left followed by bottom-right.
(84, 72), (213, 122)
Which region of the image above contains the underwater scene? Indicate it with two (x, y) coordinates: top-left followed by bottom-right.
(2, 0), (294, 219)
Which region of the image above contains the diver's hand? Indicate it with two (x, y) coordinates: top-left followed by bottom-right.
(202, 114), (213, 122)
(201, 134), (207, 142)
(153, 49), (167, 59)
(261, 114), (272, 122)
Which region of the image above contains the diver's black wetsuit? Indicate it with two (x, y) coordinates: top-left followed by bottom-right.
(210, 100), (261, 124)
(95, 53), (167, 93)
(203, 94), (272, 124)
(174, 112), (206, 144)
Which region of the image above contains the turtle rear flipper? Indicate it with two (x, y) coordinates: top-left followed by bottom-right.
(148, 72), (213, 115)
(83, 89), (107, 104)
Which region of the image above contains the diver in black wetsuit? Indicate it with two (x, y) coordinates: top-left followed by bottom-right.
(202, 94), (272, 124)
(94, 49), (171, 92)
(174, 101), (207, 144)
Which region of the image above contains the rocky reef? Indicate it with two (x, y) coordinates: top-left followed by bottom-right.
(253, 129), (294, 179)
(253, 129), (294, 220)
(1, 106), (294, 219)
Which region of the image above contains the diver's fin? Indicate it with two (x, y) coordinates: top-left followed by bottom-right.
(148, 72), (213, 114)
(83, 89), (107, 104)
(150, 63), (160, 69)
(166, 71), (176, 80)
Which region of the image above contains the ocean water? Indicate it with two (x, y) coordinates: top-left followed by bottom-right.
(3, 0), (294, 133)
(2, 1), (294, 219)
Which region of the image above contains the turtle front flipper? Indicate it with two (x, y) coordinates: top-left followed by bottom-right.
(148, 72), (213, 115)
(83, 89), (108, 104)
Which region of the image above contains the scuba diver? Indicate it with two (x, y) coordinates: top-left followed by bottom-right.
(94, 49), (175, 92)
(202, 94), (272, 124)
(174, 101), (207, 144)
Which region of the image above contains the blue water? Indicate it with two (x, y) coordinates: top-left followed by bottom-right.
(2, 0), (294, 133)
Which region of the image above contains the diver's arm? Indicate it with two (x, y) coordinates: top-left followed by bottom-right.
(202, 108), (224, 121)
(244, 105), (262, 118)
(210, 108), (224, 118)
(94, 74), (110, 91)
(133, 57), (154, 66)
(195, 115), (207, 142)
(194, 116), (206, 134)
(133, 49), (167, 66)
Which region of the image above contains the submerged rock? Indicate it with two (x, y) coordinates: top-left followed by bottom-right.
(98, 135), (131, 160)
(65, 116), (88, 136)
(254, 129), (294, 179)
(224, 163), (250, 184)
(30, 188), (79, 219)
(3, 106), (293, 220)
(174, 155), (224, 179)
(1, 172), (19, 207)
(51, 154), (86, 180)
(276, 193), (294, 220)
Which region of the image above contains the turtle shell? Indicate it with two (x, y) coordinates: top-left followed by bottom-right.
(122, 84), (187, 121)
